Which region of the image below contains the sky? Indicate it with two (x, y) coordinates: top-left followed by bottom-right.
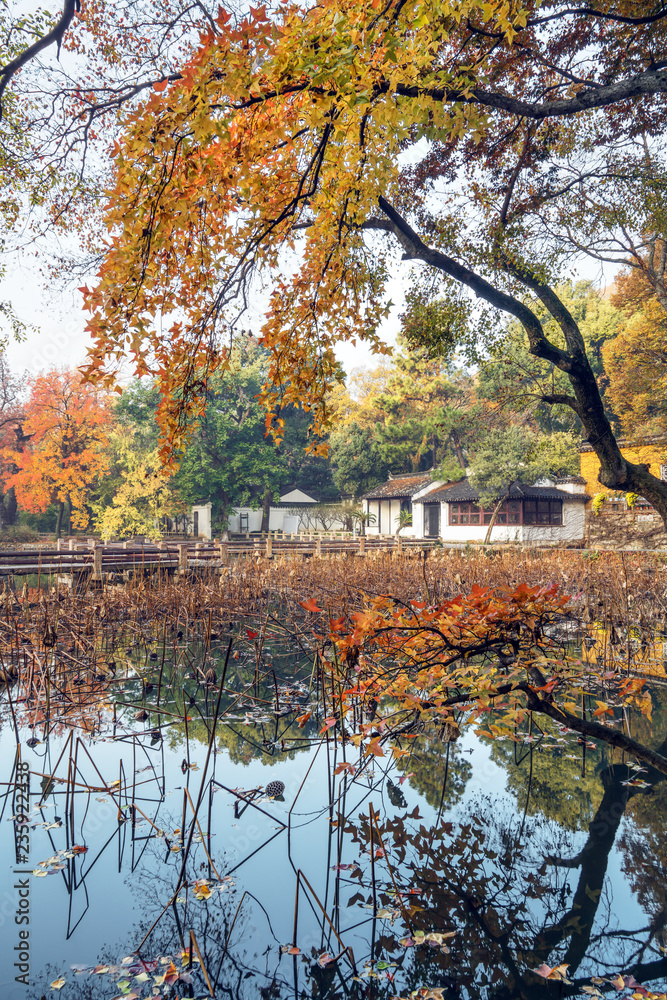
(2, 228), (616, 384)
(2, 247), (410, 381)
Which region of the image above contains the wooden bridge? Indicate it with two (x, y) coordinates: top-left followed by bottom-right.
(0, 533), (441, 582)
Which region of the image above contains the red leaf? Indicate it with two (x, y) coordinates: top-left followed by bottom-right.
(300, 598), (323, 613)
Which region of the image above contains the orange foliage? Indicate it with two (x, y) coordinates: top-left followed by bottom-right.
(4, 369), (111, 529)
(308, 583), (653, 761)
(603, 298), (667, 437)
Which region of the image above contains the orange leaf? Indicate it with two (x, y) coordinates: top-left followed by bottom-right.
(300, 598), (323, 613)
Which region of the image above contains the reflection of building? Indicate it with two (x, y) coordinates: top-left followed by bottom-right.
(362, 473), (588, 543)
(227, 488), (347, 534)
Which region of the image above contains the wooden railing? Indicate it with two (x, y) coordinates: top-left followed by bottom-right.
(0, 534), (441, 578)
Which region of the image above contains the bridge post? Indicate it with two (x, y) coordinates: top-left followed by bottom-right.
(177, 543), (189, 577)
(92, 546), (103, 582)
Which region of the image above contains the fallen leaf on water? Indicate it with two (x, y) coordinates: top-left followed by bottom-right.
(533, 963), (571, 982)
(193, 879), (212, 900)
(163, 961), (179, 985)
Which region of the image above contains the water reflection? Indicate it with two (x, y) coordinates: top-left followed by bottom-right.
(1, 642), (667, 1000)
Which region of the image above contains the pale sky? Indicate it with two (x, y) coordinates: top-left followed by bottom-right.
(2, 241), (614, 384)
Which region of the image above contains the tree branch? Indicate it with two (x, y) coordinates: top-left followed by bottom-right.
(374, 196), (571, 370)
(0, 0), (79, 116)
(389, 66), (667, 120)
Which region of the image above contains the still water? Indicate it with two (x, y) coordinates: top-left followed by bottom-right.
(0, 634), (666, 1000)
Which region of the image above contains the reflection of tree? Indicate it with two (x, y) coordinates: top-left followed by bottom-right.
(396, 737), (472, 812)
(622, 782), (667, 936)
(341, 751), (667, 1000)
(488, 724), (608, 832)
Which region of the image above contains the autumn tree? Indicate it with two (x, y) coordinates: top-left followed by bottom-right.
(4, 368), (110, 536)
(97, 449), (186, 541)
(0, 353), (26, 527)
(76, 0), (667, 534)
(602, 267), (667, 438)
(0, 0), (250, 344)
(329, 343), (484, 496)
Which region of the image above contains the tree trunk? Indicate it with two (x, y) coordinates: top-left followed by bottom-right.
(483, 495), (506, 544)
(376, 197), (667, 529)
(260, 488), (272, 533)
(55, 500), (65, 538)
(450, 429), (466, 471)
(5, 487), (17, 525)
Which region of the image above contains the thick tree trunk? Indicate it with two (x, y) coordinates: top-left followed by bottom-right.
(260, 488), (272, 533)
(374, 198), (667, 529)
(55, 500), (65, 538)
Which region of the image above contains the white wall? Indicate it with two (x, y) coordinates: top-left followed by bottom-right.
(440, 522), (522, 543)
(190, 503), (213, 540)
(228, 506), (348, 533)
(521, 501), (586, 544)
(433, 499), (585, 544)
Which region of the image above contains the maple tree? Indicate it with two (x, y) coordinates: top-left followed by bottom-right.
(4, 368), (110, 535)
(307, 583), (665, 775)
(75, 0), (667, 533)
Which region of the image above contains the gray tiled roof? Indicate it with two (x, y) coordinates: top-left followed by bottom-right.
(362, 472), (433, 500)
(415, 478), (589, 504)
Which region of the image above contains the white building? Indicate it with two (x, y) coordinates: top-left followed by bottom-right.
(362, 473), (589, 544)
(361, 472), (446, 536)
(227, 488), (347, 534)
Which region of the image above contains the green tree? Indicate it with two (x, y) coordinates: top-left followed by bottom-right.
(476, 282), (623, 435)
(469, 426), (578, 542)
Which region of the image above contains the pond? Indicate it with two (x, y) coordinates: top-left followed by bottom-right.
(1, 626), (666, 1000)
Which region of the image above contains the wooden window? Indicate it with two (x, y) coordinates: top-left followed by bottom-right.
(523, 499), (562, 525)
(450, 501), (521, 526)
